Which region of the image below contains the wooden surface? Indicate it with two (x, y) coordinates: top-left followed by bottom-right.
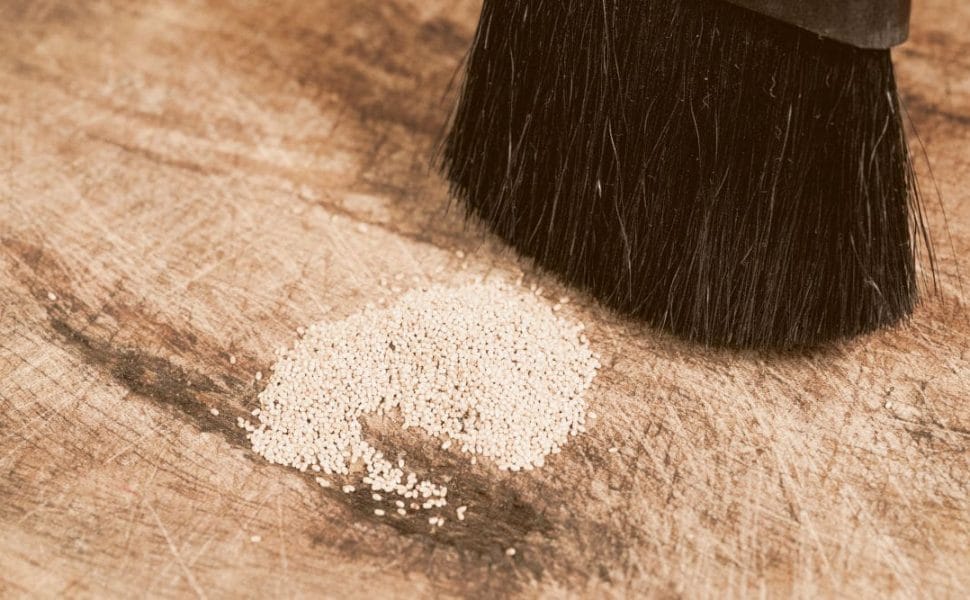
(1, 1), (968, 597)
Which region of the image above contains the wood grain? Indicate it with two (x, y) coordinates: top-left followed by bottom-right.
(1, 0), (967, 597)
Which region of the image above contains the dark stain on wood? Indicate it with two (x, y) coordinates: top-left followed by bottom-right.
(48, 317), (248, 443)
(2, 234), (566, 595)
(902, 90), (970, 128)
(208, 1), (469, 144)
(358, 420), (555, 549)
(2, 236), (251, 445)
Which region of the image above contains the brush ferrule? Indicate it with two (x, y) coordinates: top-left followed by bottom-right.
(722, 0), (911, 48)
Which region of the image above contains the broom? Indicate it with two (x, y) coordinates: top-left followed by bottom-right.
(440, 0), (932, 349)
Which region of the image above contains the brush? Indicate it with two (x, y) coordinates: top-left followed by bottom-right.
(440, 0), (932, 349)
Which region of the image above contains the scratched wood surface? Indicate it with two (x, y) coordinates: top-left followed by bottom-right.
(1, 0), (968, 598)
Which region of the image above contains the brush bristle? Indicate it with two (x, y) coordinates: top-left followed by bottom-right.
(440, 0), (931, 349)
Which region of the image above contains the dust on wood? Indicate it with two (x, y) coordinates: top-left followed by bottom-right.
(1, 0), (968, 598)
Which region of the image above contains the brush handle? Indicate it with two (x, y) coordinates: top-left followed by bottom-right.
(723, 0), (910, 48)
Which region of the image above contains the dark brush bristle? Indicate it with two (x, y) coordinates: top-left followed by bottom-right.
(440, 0), (932, 349)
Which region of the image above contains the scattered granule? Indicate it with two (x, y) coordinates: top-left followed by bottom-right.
(250, 535), (262, 543)
(505, 547), (516, 557)
(374, 509), (385, 517)
(229, 355), (237, 365)
(456, 506), (467, 521)
(210, 408), (219, 416)
(47, 291), (57, 301)
(245, 280), (599, 511)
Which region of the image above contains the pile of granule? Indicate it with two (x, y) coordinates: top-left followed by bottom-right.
(244, 280), (599, 507)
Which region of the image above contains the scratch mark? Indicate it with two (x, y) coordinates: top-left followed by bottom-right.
(187, 493), (272, 568)
(103, 441), (135, 465)
(276, 494), (290, 599)
(119, 464), (158, 576)
(146, 497), (209, 600)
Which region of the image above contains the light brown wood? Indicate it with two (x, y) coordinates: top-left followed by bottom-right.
(1, 1), (968, 597)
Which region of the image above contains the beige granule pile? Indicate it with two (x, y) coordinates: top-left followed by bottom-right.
(244, 280), (599, 510)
